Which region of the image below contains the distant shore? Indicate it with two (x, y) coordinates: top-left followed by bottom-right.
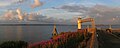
(0, 24), (119, 26)
(0, 24), (77, 26)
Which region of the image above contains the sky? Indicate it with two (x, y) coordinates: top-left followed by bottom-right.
(0, 0), (120, 24)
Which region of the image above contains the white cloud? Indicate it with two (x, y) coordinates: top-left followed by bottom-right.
(0, 0), (18, 6)
(40, 8), (82, 19)
(0, 2), (11, 6)
(0, 0), (29, 7)
(53, 3), (120, 24)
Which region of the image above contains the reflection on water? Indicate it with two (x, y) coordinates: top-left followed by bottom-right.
(17, 26), (23, 40)
(3, 26), (17, 40)
(0, 25), (77, 43)
(4, 26), (12, 40)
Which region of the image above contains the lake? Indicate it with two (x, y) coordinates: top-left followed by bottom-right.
(0, 25), (120, 43)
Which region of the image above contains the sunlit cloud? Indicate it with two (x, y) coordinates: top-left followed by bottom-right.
(31, 0), (43, 8)
(16, 8), (23, 21)
(0, 0), (120, 24)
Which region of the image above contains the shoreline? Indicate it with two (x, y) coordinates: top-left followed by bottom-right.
(0, 24), (119, 26)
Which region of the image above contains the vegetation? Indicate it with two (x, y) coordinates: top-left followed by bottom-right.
(0, 30), (91, 48)
(0, 41), (28, 48)
(29, 31), (85, 48)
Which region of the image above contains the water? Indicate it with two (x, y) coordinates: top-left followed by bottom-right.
(0, 25), (77, 43)
(0, 25), (120, 43)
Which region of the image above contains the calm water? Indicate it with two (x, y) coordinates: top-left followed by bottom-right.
(0, 25), (120, 43)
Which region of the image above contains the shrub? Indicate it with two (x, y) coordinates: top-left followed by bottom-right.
(0, 41), (28, 48)
(29, 31), (85, 48)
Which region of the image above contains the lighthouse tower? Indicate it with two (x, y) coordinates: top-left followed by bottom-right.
(78, 18), (82, 29)
(109, 25), (112, 29)
(52, 24), (58, 36)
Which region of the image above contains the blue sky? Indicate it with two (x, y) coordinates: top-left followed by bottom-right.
(0, 0), (120, 12)
(19, 0), (120, 13)
(39, 0), (120, 8)
(0, 0), (120, 9)
(0, 0), (120, 24)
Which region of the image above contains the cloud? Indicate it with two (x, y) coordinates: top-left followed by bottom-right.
(55, 4), (89, 15)
(31, 0), (43, 8)
(40, 8), (81, 19)
(54, 4), (120, 24)
(0, 2), (11, 7)
(0, 1), (120, 24)
(0, 8), (68, 24)
(0, 0), (23, 7)
(16, 8), (23, 20)
(88, 5), (120, 24)
(23, 13), (67, 24)
(10, 0), (28, 3)
(1, 10), (18, 21)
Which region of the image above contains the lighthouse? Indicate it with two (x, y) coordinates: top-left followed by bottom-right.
(78, 18), (82, 29)
(52, 24), (58, 36)
(109, 25), (112, 29)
